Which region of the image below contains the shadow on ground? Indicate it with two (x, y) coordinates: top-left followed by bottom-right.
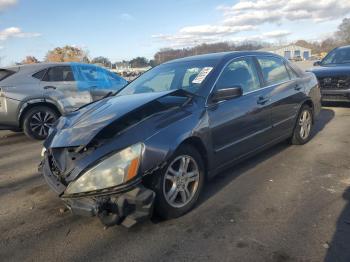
(325, 187), (350, 262)
(200, 108), (334, 206)
(153, 108), (335, 223)
(310, 108), (335, 139)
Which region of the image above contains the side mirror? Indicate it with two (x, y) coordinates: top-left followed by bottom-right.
(211, 86), (243, 103)
(313, 61), (321, 66)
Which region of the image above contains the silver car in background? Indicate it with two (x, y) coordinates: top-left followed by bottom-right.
(0, 62), (128, 139)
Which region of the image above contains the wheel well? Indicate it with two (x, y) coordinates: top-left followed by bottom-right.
(19, 102), (61, 128)
(180, 137), (208, 174)
(302, 99), (314, 122)
(298, 99), (315, 122)
(303, 99), (314, 111)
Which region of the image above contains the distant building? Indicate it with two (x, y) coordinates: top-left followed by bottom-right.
(259, 44), (312, 60)
(113, 66), (151, 74)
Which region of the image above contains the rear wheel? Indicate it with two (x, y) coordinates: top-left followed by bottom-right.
(290, 105), (313, 145)
(151, 145), (205, 219)
(22, 106), (59, 140)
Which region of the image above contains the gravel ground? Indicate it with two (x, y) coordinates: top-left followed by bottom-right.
(1, 103), (350, 261)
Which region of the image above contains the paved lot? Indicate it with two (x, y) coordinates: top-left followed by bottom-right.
(1, 104), (350, 262)
(293, 60), (314, 71)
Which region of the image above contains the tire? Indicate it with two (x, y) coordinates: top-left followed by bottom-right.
(150, 145), (205, 219)
(22, 106), (59, 140)
(290, 105), (313, 145)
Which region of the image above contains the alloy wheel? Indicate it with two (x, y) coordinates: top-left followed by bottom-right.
(29, 111), (56, 138)
(163, 155), (200, 208)
(299, 110), (312, 140)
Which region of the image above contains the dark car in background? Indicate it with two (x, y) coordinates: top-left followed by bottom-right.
(0, 62), (128, 139)
(41, 51), (321, 227)
(311, 45), (350, 103)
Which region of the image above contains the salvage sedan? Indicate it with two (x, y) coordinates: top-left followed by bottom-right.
(41, 51), (321, 227)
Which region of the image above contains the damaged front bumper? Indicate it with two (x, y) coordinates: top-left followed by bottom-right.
(40, 156), (155, 228)
(64, 186), (155, 228)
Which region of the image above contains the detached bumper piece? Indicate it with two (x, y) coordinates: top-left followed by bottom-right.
(64, 186), (155, 228)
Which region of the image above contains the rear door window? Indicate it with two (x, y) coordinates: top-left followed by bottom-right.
(43, 66), (75, 82)
(257, 56), (290, 86)
(79, 65), (105, 82)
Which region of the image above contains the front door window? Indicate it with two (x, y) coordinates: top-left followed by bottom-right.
(216, 57), (261, 94)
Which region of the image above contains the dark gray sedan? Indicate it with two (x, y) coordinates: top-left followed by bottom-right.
(41, 51), (321, 227)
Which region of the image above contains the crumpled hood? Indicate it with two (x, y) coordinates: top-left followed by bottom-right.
(44, 90), (183, 148)
(309, 65), (350, 78)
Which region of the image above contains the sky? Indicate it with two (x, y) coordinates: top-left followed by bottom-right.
(0, 0), (350, 66)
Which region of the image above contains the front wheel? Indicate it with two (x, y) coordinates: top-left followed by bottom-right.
(290, 105), (313, 145)
(151, 145), (205, 219)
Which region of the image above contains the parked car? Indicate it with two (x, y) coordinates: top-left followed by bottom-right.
(0, 62), (128, 139)
(310, 45), (350, 103)
(40, 51), (321, 227)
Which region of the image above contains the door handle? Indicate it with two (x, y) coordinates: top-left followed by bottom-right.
(43, 86), (56, 90)
(257, 96), (270, 105)
(294, 84), (302, 91)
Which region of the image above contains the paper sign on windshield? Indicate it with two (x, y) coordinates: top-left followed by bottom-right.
(192, 67), (213, 84)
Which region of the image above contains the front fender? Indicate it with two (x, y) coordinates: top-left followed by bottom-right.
(141, 108), (212, 175)
(304, 72), (321, 118)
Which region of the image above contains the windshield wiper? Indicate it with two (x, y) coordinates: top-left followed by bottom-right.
(102, 91), (115, 99)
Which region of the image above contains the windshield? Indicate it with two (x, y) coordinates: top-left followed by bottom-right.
(117, 59), (218, 96)
(321, 47), (350, 65)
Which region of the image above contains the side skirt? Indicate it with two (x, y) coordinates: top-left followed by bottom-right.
(207, 133), (292, 179)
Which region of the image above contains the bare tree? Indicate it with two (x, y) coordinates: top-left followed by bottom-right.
(336, 18), (350, 44)
(91, 56), (111, 67)
(129, 57), (149, 68)
(152, 41), (265, 65)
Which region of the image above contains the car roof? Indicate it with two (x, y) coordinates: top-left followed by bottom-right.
(7, 62), (70, 69)
(335, 45), (350, 50)
(164, 51), (278, 64)
(3, 62), (100, 73)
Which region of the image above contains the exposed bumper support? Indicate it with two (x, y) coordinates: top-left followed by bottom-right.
(40, 156), (155, 228)
(63, 186), (155, 228)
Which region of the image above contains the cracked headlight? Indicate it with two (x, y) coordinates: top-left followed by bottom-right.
(65, 143), (143, 195)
